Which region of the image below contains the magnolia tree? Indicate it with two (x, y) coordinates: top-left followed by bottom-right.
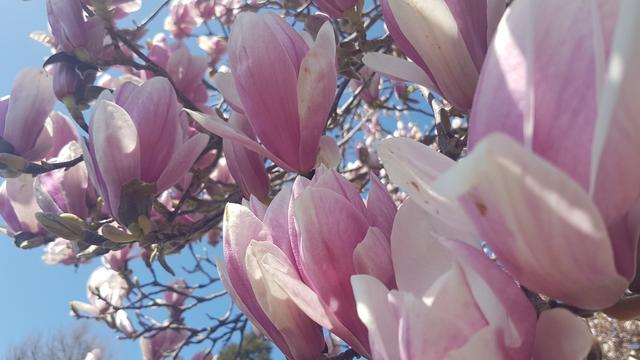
(2, 0), (639, 358)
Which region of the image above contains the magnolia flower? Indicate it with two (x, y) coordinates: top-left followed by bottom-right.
(313, 0), (357, 18)
(165, 0), (202, 38)
(47, 0), (106, 62)
(0, 68), (55, 169)
(219, 167), (398, 358)
(217, 191), (326, 359)
(102, 246), (133, 272)
(197, 36), (227, 66)
(350, 66), (381, 105)
(352, 199), (537, 359)
(82, 0), (141, 20)
(84, 348), (102, 360)
(189, 12), (337, 173)
(81, 77), (208, 226)
(0, 175), (46, 236)
(144, 35), (210, 109)
(363, 0), (505, 111)
(165, 279), (193, 321)
(428, 0), (640, 309)
(140, 329), (189, 360)
(71, 265), (129, 316)
(42, 238), (84, 265)
(35, 141), (94, 219)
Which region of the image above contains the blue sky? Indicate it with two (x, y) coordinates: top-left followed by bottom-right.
(0, 2), (218, 358)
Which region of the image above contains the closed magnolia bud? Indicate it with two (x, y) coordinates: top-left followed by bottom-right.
(47, 0), (106, 62)
(191, 13), (337, 173)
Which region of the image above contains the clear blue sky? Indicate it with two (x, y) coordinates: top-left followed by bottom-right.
(0, 2), (225, 358)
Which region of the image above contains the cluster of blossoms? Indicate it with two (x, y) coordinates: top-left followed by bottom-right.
(2, 0), (640, 358)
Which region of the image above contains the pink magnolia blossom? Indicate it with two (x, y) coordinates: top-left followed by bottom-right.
(379, 130), (634, 310)
(0, 68), (55, 164)
(35, 141), (95, 219)
(217, 191), (326, 359)
(197, 35), (227, 66)
(140, 329), (190, 360)
(431, 0), (640, 309)
(71, 265), (129, 316)
(193, 0), (217, 20)
(42, 238), (85, 265)
(351, 198), (536, 359)
(82, 0), (141, 20)
(0, 176), (46, 236)
(102, 246), (133, 272)
(165, 0), (202, 39)
(350, 66), (381, 105)
(219, 167), (397, 358)
(47, 0), (106, 62)
(81, 77), (208, 225)
(189, 13), (337, 173)
(164, 279), (193, 321)
(364, 0), (505, 111)
(144, 36), (209, 109)
(313, 0), (357, 19)
(191, 351), (214, 360)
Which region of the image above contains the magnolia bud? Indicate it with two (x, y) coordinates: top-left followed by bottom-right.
(35, 212), (85, 241)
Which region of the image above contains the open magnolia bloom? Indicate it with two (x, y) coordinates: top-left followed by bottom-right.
(188, 12), (337, 173)
(81, 77), (208, 227)
(0, 68), (56, 174)
(363, 0), (505, 111)
(372, 141), (597, 359)
(352, 198), (537, 359)
(218, 168), (398, 358)
(425, 0), (640, 309)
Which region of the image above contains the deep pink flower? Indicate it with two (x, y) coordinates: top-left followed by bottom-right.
(189, 13), (337, 173)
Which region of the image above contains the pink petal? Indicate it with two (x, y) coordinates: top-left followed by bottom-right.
(296, 21), (337, 170)
(223, 112), (269, 199)
(351, 275), (400, 360)
(117, 77), (182, 183)
(244, 240), (325, 359)
(212, 72), (244, 113)
(90, 100), (141, 219)
(590, 0), (640, 228)
(221, 204), (286, 349)
(446, 240), (537, 358)
(391, 199), (454, 297)
(156, 133), (208, 192)
(187, 109), (295, 172)
(533, 308), (593, 360)
(362, 53), (434, 89)
(385, 0), (479, 110)
(6, 175), (41, 234)
(434, 133), (628, 309)
(262, 187), (294, 262)
(366, 173), (396, 239)
(353, 227), (395, 289)
(229, 12), (304, 169)
(445, 327), (508, 359)
(378, 138), (479, 247)
(294, 187), (371, 356)
(3, 68), (55, 158)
